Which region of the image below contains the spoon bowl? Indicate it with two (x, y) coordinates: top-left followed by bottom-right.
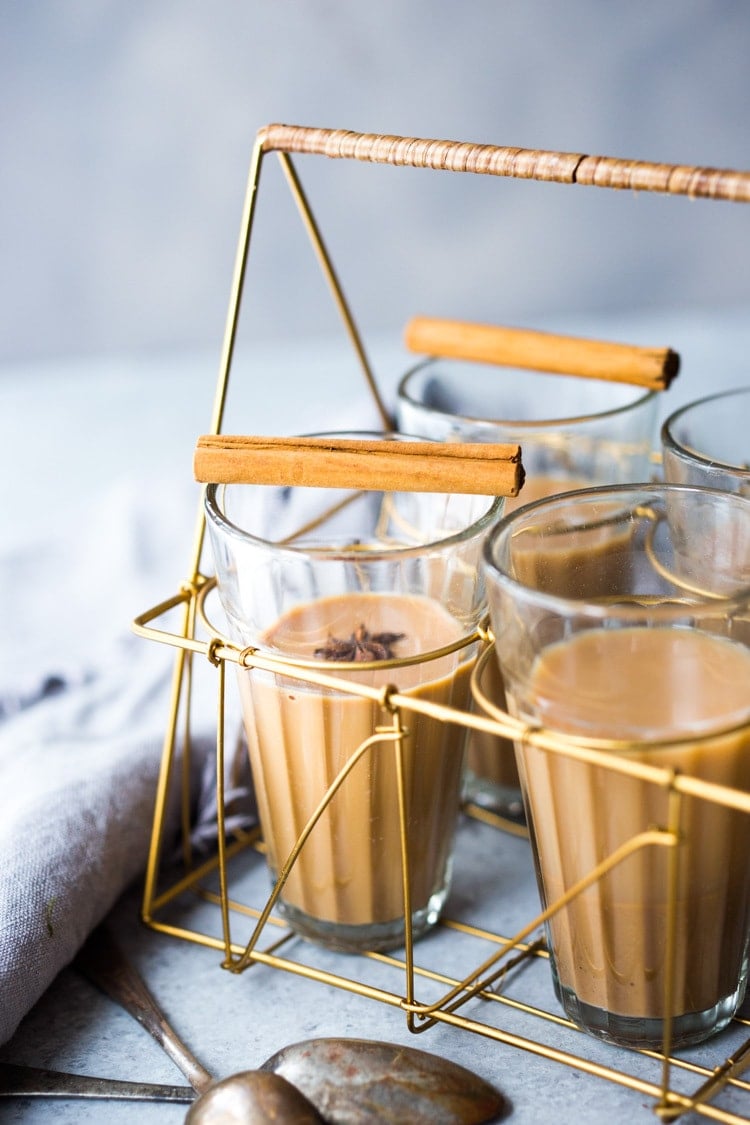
(75, 925), (510, 1123)
(184, 1070), (325, 1123)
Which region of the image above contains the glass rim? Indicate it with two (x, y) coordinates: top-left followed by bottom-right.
(482, 481), (750, 621)
(661, 386), (750, 476)
(397, 357), (657, 430)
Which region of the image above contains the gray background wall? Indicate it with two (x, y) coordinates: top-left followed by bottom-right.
(2, 1), (749, 367)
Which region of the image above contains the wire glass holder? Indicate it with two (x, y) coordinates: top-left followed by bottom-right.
(133, 124), (750, 1123)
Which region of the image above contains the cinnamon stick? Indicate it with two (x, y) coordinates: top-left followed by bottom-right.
(194, 435), (524, 497)
(404, 316), (680, 391)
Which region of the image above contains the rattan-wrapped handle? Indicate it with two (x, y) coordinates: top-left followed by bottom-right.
(259, 123), (750, 203)
(404, 316), (679, 391)
(194, 434), (524, 496)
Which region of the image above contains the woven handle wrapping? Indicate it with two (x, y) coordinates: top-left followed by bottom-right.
(259, 123), (750, 203)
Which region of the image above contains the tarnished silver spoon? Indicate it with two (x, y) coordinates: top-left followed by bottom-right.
(74, 926), (213, 1095)
(184, 1070), (325, 1123)
(260, 1037), (510, 1125)
(74, 926), (321, 1121)
(75, 925), (509, 1124)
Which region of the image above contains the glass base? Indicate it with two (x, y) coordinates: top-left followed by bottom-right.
(462, 771), (526, 825)
(275, 885), (449, 954)
(553, 973), (747, 1051)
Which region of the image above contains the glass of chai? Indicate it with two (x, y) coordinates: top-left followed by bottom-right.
(480, 482), (750, 1049)
(396, 359), (659, 822)
(662, 386), (750, 496)
(204, 434), (503, 953)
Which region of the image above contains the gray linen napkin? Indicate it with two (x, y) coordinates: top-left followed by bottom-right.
(0, 645), (178, 1044)
(0, 478), (216, 1045)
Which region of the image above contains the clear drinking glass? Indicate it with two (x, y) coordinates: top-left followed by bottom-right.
(396, 359), (659, 820)
(204, 433), (503, 953)
(481, 483), (750, 1049)
(662, 386), (750, 495)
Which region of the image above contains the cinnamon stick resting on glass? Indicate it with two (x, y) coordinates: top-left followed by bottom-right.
(194, 434), (524, 497)
(405, 315), (679, 391)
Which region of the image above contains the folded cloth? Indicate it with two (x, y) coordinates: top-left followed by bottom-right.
(0, 476), (215, 1045)
(0, 643), (184, 1044)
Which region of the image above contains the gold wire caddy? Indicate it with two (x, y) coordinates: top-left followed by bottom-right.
(133, 124), (750, 1123)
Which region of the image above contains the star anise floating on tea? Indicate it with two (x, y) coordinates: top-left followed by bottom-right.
(314, 623), (405, 662)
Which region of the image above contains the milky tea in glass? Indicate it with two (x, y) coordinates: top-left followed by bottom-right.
(204, 443), (502, 953)
(397, 359), (659, 820)
(482, 483), (750, 1049)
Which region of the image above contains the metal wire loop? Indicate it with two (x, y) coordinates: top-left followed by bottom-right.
(205, 636), (224, 667)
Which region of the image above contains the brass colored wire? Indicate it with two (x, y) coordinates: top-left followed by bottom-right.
(276, 152), (393, 430)
(229, 726), (403, 974)
(135, 585), (750, 1121)
(214, 656), (233, 969)
(134, 123), (750, 1122)
(657, 784), (686, 1101)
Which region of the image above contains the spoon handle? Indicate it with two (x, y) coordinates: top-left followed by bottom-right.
(0, 1062), (195, 1103)
(75, 925), (214, 1095)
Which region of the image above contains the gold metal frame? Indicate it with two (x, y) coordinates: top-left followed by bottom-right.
(133, 124), (750, 1122)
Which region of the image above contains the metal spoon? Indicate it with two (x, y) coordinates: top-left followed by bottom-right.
(184, 1070), (325, 1123)
(74, 926), (320, 1120)
(75, 925), (509, 1123)
(74, 925), (213, 1096)
(259, 1038), (511, 1125)
(0, 1061), (194, 1102)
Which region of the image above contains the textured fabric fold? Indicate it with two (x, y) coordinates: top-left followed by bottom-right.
(0, 646), (183, 1044)
(0, 476), (209, 1044)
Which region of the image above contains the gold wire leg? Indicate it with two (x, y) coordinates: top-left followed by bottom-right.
(389, 705), (417, 1024)
(277, 152), (393, 430)
(658, 784), (683, 1107)
(141, 589), (194, 922)
(212, 651), (233, 967)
